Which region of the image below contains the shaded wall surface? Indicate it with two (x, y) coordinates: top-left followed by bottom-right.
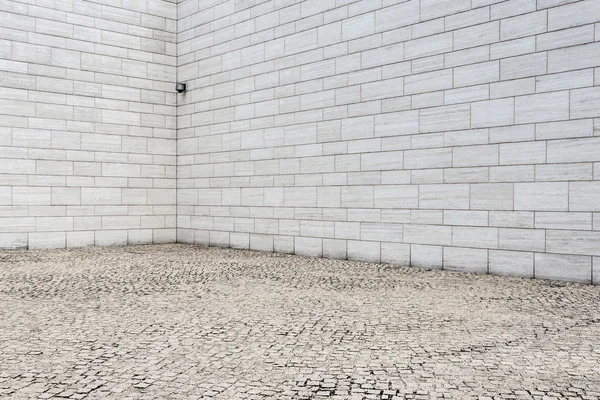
(0, 0), (178, 248)
(176, 0), (600, 284)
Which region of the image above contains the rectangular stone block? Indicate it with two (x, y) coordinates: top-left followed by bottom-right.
(536, 68), (594, 93)
(380, 242), (410, 266)
(81, 53), (122, 75)
(209, 231), (229, 248)
(569, 182), (600, 212)
(501, 52), (547, 80)
(444, 167), (489, 184)
(536, 212), (592, 231)
(0, 187), (10, 206)
(334, 222), (360, 240)
(471, 183), (514, 211)
(454, 60), (499, 87)
(419, 104), (470, 133)
(362, 77), (404, 101)
(410, 244), (442, 269)
(419, 184), (470, 210)
(342, 13), (374, 41)
(499, 228), (546, 252)
(274, 236), (294, 254)
(375, 1), (419, 32)
(405, 69), (452, 95)
(374, 111), (418, 137)
(347, 240), (380, 263)
(404, 225), (451, 246)
(284, 187), (316, 207)
(570, 87), (600, 119)
(548, 0), (600, 31)
(536, 119), (593, 140)
(341, 116), (374, 141)
(546, 230), (600, 256)
(80, 188), (121, 206)
(341, 186), (373, 208)
(491, 164), (534, 183)
(67, 231), (95, 248)
(361, 223), (402, 243)
(94, 230), (128, 247)
(361, 151), (403, 171)
(489, 250), (534, 278)
(535, 253), (592, 283)
(323, 238), (346, 260)
(452, 227), (498, 249)
(514, 183), (569, 211)
(0, 233), (27, 249)
(36, 217), (73, 232)
(489, 211), (534, 229)
(499, 142), (546, 165)
(453, 145), (499, 167)
(250, 234), (274, 252)
(444, 210), (488, 227)
(547, 137), (600, 163)
(515, 91), (570, 124)
(405, 32), (453, 60)
(300, 221), (334, 239)
(454, 21), (499, 51)
(501, 11), (547, 41)
(12, 188), (51, 206)
(295, 236), (322, 258)
(471, 99), (514, 128)
(29, 232), (66, 249)
(443, 247), (488, 274)
(548, 42), (600, 73)
(0, 218), (35, 233)
(404, 148), (452, 170)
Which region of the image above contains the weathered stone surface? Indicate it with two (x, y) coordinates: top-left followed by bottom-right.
(1, 244), (599, 399)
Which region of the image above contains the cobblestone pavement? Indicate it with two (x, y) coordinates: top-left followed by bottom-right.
(0, 244), (599, 399)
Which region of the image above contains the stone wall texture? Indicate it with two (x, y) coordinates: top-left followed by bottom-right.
(0, 0), (178, 249)
(2, 0), (600, 283)
(176, 0), (600, 284)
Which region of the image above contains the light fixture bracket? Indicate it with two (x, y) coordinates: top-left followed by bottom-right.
(176, 82), (187, 93)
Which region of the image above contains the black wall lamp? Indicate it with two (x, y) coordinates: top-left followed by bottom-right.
(176, 82), (187, 93)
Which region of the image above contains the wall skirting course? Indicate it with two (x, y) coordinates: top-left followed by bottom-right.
(1, 0), (599, 283)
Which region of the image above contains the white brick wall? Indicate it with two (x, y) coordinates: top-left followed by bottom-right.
(1, 0), (599, 284)
(176, 0), (600, 284)
(0, 0), (177, 249)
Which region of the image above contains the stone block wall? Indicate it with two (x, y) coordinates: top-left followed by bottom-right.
(0, 0), (178, 248)
(1, 0), (599, 283)
(176, 0), (600, 284)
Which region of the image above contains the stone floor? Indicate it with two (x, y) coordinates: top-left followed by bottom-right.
(0, 244), (599, 400)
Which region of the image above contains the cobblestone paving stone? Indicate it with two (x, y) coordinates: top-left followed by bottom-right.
(0, 244), (599, 399)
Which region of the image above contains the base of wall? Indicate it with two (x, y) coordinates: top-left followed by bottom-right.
(2, 229), (596, 285)
(176, 229), (598, 285)
(0, 229), (176, 250)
